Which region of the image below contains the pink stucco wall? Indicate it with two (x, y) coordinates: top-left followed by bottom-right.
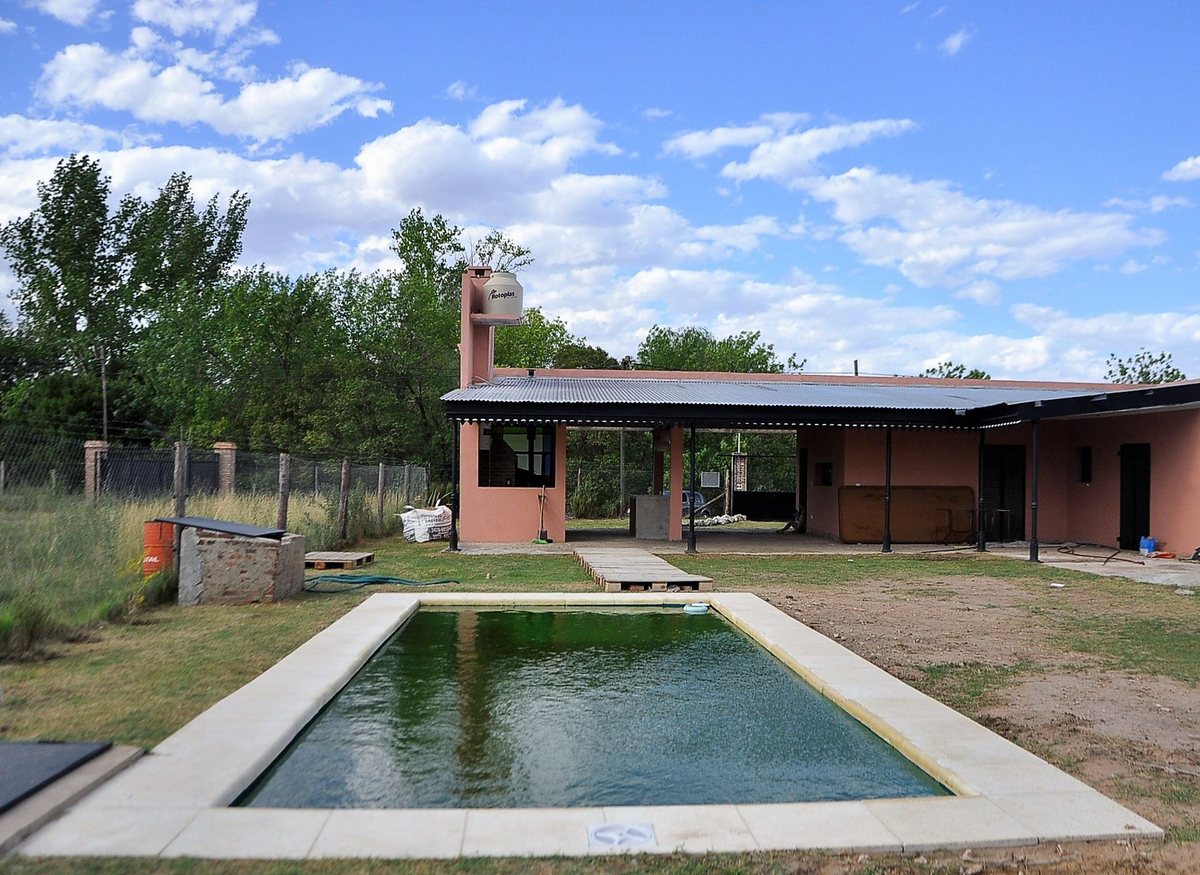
(458, 422), (568, 544)
(1063, 409), (1200, 551)
(801, 427), (844, 539)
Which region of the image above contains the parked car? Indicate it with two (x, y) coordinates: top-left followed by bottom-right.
(666, 490), (709, 517)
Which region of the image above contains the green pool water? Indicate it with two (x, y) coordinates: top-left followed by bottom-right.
(239, 607), (948, 808)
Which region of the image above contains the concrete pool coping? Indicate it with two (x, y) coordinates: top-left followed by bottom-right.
(19, 592), (1162, 859)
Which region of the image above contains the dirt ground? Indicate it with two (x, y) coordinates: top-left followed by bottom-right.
(758, 574), (1200, 874)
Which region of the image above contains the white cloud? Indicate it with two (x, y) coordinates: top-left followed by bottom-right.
(939, 27), (973, 56)
(132, 0), (256, 39)
(26, 0), (99, 26)
(720, 119), (917, 185)
(798, 167), (1162, 293)
(663, 113), (809, 159)
(0, 114), (150, 156)
(1118, 259), (1147, 274)
(1104, 194), (1191, 213)
(1011, 303), (1200, 376)
(37, 43), (391, 142)
(0, 17), (17, 33)
(445, 80), (476, 101)
(642, 107), (672, 120)
(1163, 155), (1200, 182)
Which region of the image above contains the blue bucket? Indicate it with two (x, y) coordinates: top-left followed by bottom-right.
(1139, 535), (1156, 555)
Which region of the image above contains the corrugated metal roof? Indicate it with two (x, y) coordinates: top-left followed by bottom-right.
(442, 376), (1094, 410)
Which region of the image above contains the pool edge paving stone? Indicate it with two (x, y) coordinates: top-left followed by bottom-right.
(15, 591), (1164, 860)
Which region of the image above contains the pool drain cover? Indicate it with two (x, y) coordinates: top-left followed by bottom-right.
(588, 822), (656, 849)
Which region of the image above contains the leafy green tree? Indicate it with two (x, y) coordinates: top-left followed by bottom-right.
(469, 229), (533, 273)
(1105, 348), (1186, 384)
(635, 325), (803, 373)
(0, 155), (140, 439)
(555, 340), (619, 369)
(389, 208), (466, 304)
(126, 171), (248, 310)
(493, 308), (573, 369)
(918, 361), (991, 380)
(334, 269), (460, 460)
(1, 155), (249, 441)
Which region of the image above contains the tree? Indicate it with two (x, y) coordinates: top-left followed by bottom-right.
(635, 325), (803, 374)
(126, 171), (248, 310)
(389, 208), (466, 304)
(469, 229), (533, 273)
(555, 340), (618, 369)
(919, 361), (991, 380)
(0, 155), (249, 440)
(1105, 348), (1186, 384)
(0, 155), (137, 440)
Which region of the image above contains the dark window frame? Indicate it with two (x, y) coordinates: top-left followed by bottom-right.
(478, 424), (556, 488)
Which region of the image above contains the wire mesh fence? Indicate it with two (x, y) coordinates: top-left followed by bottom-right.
(0, 427), (432, 546)
(0, 425), (84, 494)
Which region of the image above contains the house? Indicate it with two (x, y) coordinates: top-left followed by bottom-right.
(443, 268), (1200, 556)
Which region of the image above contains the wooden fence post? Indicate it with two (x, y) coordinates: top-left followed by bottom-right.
(336, 459), (350, 543)
(277, 452), (291, 530)
(376, 462), (386, 532)
(0, 460), (5, 497)
(173, 440), (188, 572)
(402, 463), (412, 506)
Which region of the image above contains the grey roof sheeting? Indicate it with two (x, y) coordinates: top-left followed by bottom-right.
(443, 376), (1093, 410)
(442, 375), (1200, 429)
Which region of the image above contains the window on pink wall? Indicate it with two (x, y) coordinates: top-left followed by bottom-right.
(478, 424), (556, 488)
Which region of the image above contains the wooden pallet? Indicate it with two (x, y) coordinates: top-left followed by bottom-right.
(304, 551), (376, 570)
(574, 548), (713, 593)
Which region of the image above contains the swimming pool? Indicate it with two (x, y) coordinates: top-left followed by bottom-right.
(20, 592), (1162, 858)
(239, 606), (948, 808)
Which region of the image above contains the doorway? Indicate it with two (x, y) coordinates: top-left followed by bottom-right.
(1118, 443), (1151, 550)
(981, 445), (1025, 542)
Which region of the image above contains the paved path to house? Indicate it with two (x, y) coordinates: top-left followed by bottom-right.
(574, 547), (713, 592)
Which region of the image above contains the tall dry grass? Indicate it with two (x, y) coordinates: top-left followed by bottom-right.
(0, 484), (417, 655)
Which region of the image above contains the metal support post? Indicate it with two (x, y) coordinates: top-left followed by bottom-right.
(882, 427), (893, 553)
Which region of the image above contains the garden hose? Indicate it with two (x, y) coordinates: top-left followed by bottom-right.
(303, 574), (459, 593)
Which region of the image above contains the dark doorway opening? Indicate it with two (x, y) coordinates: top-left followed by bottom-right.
(981, 445), (1025, 542)
(1118, 443), (1151, 550)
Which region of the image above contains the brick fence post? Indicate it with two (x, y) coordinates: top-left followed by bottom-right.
(213, 441), (237, 499)
(84, 440), (108, 500)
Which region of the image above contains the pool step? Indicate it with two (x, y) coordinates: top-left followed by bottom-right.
(574, 548), (713, 593)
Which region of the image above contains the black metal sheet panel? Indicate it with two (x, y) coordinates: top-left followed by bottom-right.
(0, 741), (111, 813)
(154, 516), (287, 539)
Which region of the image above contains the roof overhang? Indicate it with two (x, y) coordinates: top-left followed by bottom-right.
(442, 374), (1200, 430)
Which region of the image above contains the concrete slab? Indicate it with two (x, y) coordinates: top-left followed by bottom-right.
(737, 801), (903, 852)
(461, 808), (601, 856)
(990, 791), (1165, 842)
(310, 809), (468, 858)
(601, 805), (758, 853)
(865, 796), (1038, 852)
(162, 808), (330, 858)
(19, 805), (198, 856)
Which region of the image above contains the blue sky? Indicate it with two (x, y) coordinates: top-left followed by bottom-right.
(2, 0), (1198, 379)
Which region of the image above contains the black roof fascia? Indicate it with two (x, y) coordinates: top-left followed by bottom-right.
(967, 381), (1200, 427)
(443, 399), (975, 429)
